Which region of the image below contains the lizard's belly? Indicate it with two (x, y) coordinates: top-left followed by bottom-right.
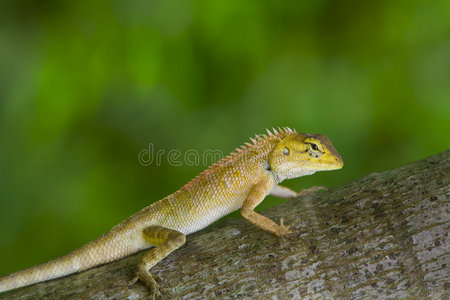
(157, 192), (248, 236)
(127, 194), (242, 250)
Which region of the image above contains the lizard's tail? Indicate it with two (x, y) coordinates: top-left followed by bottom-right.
(0, 251), (82, 293)
(0, 232), (134, 293)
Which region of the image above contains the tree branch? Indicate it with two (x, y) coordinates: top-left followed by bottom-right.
(2, 150), (449, 299)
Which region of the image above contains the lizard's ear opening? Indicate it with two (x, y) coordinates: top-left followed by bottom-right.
(268, 134), (305, 172)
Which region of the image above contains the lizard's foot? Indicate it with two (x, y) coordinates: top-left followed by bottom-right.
(129, 270), (168, 299)
(296, 186), (327, 197)
(275, 218), (296, 246)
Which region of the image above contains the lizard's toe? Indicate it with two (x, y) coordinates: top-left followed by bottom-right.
(130, 269), (169, 299)
(296, 186), (327, 197)
(276, 218), (296, 240)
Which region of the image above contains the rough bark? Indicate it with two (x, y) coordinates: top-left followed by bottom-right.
(1, 150), (448, 300)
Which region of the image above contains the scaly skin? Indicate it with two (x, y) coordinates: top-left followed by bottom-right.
(0, 127), (343, 297)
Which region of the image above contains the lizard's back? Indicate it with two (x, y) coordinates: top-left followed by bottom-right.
(123, 141), (275, 238)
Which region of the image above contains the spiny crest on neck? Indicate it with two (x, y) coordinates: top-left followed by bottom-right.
(200, 127), (296, 173)
(226, 126), (297, 162)
(179, 127), (296, 191)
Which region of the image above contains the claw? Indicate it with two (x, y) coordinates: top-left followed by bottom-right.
(279, 218), (291, 230)
(276, 218), (296, 246)
(297, 186), (327, 197)
(129, 276), (139, 286)
(129, 270), (169, 299)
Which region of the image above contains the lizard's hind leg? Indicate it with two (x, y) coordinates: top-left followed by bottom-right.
(130, 226), (186, 298)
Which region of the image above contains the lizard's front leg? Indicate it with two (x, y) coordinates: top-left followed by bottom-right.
(130, 226), (186, 299)
(241, 177), (292, 238)
(270, 184), (327, 199)
(269, 184), (298, 198)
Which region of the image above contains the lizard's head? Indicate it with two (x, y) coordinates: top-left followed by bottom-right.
(269, 132), (343, 180)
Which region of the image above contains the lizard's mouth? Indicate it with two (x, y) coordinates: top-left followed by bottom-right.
(315, 153), (344, 170)
(302, 158), (343, 171)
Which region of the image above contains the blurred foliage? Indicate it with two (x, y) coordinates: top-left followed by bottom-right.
(0, 0), (449, 275)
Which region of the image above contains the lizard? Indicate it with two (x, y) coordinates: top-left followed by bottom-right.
(0, 127), (343, 298)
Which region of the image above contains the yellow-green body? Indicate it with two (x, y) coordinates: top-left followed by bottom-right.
(0, 127), (343, 297)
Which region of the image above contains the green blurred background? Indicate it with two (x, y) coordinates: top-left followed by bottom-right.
(0, 0), (449, 275)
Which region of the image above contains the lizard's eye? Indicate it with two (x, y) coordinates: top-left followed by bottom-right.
(283, 147), (290, 155)
(307, 142), (323, 158)
(307, 142), (322, 155)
